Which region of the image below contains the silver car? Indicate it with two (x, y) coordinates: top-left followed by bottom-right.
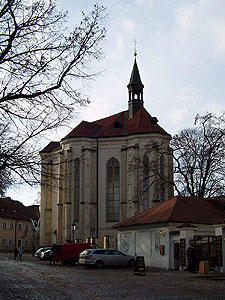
(34, 247), (51, 259)
(79, 249), (135, 268)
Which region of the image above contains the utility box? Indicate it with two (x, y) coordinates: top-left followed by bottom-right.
(199, 261), (209, 275)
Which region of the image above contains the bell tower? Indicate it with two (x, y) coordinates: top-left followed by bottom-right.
(127, 51), (144, 119)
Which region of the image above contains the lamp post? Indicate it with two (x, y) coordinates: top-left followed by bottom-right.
(71, 221), (77, 243)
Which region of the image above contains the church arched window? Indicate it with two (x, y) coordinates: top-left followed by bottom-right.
(106, 157), (120, 222)
(159, 155), (165, 202)
(74, 158), (80, 221)
(143, 153), (149, 210)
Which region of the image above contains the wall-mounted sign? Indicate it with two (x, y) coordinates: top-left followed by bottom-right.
(160, 245), (165, 255)
(180, 238), (186, 267)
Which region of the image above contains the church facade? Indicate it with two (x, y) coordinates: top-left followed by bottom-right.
(39, 57), (173, 247)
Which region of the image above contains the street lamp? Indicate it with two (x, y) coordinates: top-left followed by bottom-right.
(71, 221), (77, 243)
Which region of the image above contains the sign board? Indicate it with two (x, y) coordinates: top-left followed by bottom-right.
(216, 236), (223, 267)
(180, 238), (186, 267)
(134, 256), (146, 276)
(160, 245), (165, 255)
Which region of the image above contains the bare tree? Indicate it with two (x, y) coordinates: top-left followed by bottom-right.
(131, 112), (224, 205)
(0, 0), (106, 192)
(128, 141), (174, 209)
(171, 112), (225, 198)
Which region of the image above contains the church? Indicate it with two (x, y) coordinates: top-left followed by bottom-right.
(39, 54), (174, 247)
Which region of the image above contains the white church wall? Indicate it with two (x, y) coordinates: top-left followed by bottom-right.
(40, 129), (172, 246)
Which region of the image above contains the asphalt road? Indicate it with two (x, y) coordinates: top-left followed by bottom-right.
(0, 252), (225, 300)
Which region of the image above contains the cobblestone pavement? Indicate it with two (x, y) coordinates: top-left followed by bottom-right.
(0, 252), (225, 300)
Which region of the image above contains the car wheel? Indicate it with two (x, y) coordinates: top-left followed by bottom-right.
(127, 259), (135, 267)
(69, 258), (76, 266)
(95, 260), (104, 269)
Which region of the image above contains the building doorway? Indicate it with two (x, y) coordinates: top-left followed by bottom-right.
(173, 242), (180, 271)
(18, 239), (22, 248)
(194, 236), (217, 270)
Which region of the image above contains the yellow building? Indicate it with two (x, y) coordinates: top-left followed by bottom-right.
(0, 197), (40, 252)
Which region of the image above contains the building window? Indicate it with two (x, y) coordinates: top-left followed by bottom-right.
(25, 224), (29, 232)
(2, 221), (7, 229)
(74, 158), (80, 222)
(24, 240), (29, 248)
(106, 157), (120, 222)
(2, 239), (6, 246)
(10, 223), (14, 229)
(9, 239), (13, 246)
(143, 154), (149, 210)
(18, 224), (22, 231)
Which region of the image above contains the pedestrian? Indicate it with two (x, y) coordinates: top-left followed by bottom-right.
(14, 247), (19, 260)
(49, 248), (55, 265)
(18, 247), (23, 261)
(32, 246), (35, 257)
(186, 241), (196, 273)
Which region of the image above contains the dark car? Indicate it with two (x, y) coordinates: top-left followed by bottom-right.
(79, 249), (135, 268)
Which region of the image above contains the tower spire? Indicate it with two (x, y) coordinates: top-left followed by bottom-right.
(127, 48), (144, 119)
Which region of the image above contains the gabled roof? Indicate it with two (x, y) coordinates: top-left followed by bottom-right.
(112, 196), (225, 229)
(0, 198), (40, 221)
(63, 107), (169, 140)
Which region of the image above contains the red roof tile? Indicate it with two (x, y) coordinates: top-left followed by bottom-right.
(113, 196), (225, 229)
(0, 198), (40, 221)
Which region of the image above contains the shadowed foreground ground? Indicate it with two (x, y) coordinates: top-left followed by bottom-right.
(0, 252), (225, 300)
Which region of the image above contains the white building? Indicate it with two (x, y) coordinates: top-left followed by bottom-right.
(114, 196), (225, 272)
(39, 56), (173, 247)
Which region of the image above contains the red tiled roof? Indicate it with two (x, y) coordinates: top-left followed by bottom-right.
(0, 198), (40, 221)
(40, 141), (60, 153)
(40, 107), (170, 153)
(41, 107), (170, 153)
(64, 107), (169, 140)
(64, 121), (101, 139)
(112, 196), (225, 229)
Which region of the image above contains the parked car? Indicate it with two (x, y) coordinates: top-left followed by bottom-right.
(40, 248), (53, 261)
(34, 247), (51, 260)
(79, 249), (135, 268)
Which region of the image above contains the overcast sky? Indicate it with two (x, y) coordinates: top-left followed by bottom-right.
(7, 0), (225, 206)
